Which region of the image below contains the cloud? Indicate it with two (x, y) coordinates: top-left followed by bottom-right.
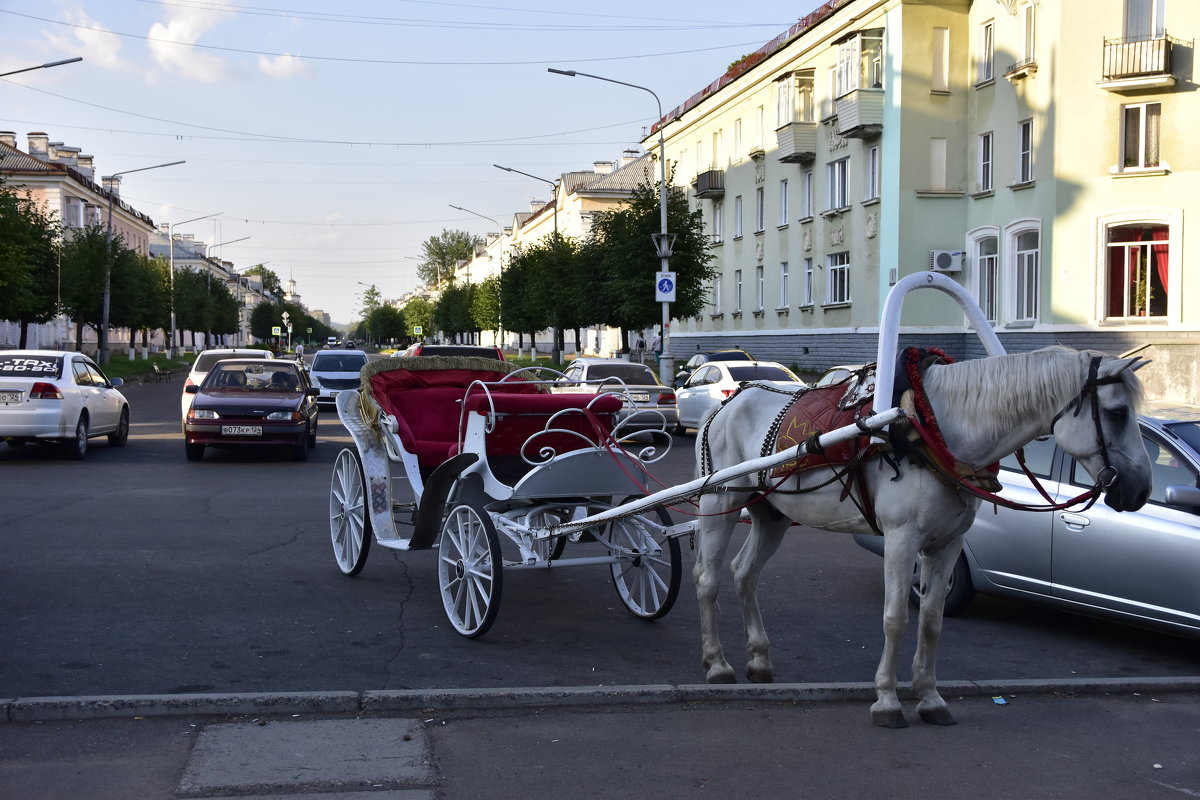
(42, 6), (128, 72)
(258, 53), (311, 80)
(146, 0), (232, 83)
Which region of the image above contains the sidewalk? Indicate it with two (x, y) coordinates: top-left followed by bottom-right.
(3, 679), (1199, 799)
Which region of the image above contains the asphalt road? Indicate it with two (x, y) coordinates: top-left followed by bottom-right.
(1, 374), (1197, 701)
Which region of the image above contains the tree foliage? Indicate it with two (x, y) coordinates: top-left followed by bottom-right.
(0, 181), (60, 344)
(418, 229), (480, 288)
(471, 275), (501, 337)
(401, 296), (434, 337)
(243, 264), (281, 297)
(434, 283), (475, 340)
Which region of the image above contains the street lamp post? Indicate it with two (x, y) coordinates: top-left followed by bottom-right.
(449, 204), (505, 350)
(101, 159), (185, 364)
(492, 164), (562, 363)
(167, 211), (222, 359)
(548, 68), (675, 385)
(0, 57), (83, 78)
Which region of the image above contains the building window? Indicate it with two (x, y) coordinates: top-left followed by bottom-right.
(1106, 223), (1168, 318)
(710, 276), (722, 313)
(865, 146), (880, 201)
(734, 269), (743, 313)
(1017, 119), (1034, 183)
(755, 187), (765, 232)
(755, 265), (765, 311)
(756, 105), (765, 146)
(1124, 0), (1166, 39)
(712, 130), (723, 168)
(836, 30), (883, 97)
(1020, 2), (1036, 64)
(802, 170), (814, 217)
(826, 253), (850, 304)
(802, 258), (814, 305)
(734, 118), (743, 156)
(976, 236), (999, 323)
(776, 71), (815, 127)
(711, 202), (723, 244)
(1012, 229), (1040, 321)
(778, 179), (789, 225)
(932, 27), (950, 92)
(827, 158), (849, 210)
(694, 138), (705, 178)
(978, 132), (994, 191)
(778, 262), (789, 307)
(734, 195), (743, 237)
(1122, 102), (1161, 169)
(979, 20), (995, 83)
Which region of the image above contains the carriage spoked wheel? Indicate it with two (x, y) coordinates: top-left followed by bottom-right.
(526, 508), (567, 562)
(606, 502), (681, 620)
(438, 502), (503, 638)
(329, 448), (371, 576)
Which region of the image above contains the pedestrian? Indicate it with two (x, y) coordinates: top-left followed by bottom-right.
(636, 335), (646, 354)
(295, 342), (304, 361)
(650, 331), (661, 357)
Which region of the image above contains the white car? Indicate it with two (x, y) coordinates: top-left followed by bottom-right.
(306, 349), (369, 407)
(180, 348), (274, 425)
(674, 360), (806, 434)
(552, 357), (678, 431)
(0, 350), (130, 459)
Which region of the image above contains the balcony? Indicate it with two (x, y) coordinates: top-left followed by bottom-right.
(692, 169), (725, 200)
(776, 121), (817, 163)
(1099, 34), (1186, 91)
(1004, 57), (1038, 81)
(834, 89), (883, 139)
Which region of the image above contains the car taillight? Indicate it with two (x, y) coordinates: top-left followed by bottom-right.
(184, 377), (195, 389)
(720, 389), (737, 398)
(660, 392), (677, 404)
(29, 382), (62, 400)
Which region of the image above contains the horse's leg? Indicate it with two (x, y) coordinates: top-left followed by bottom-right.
(871, 527), (921, 728)
(693, 495), (739, 683)
(911, 538), (964, 726)
(730, 507), (791, 683)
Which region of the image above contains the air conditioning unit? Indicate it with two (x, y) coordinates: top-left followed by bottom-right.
(930, 250), (964, 272)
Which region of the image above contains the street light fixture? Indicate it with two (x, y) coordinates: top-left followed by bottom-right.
(0, 57), (83, 78)
(548, 67), (676, 385)
(101, 159), (186, 364)
(167, 210), (222, 359)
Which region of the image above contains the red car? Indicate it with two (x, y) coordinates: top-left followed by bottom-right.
(183, 359), (319, 461)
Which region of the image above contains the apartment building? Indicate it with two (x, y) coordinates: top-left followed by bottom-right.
(652, 0), (1196, 399)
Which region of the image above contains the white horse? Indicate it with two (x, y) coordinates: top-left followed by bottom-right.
(693, 346), (1152, 727)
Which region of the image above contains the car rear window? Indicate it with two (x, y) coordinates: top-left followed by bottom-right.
(312, 354), (367, 372)
(195, 351), (270, 372)
(416, 346), (502, 360)
(0, 355), (63, 378)
(728, 365), (797, 382)
(587, 364), (658, 384)
(710, 351), (753, 362)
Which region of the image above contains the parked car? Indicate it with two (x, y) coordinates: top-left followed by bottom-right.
(853, 404), (1200, 639)
(180, 347), (274, 425)
(183, 359), (318, 461)
(673, 349), (754, 387)
(814, 364), (865, 388)
(552, 357), (677, 431)
(307, 349), (369, 407)
(0, 350), (129, 459)
(675, 361), (806, 435)
(402, 343), (504, 360)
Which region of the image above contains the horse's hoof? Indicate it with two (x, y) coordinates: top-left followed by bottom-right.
(746, 667), (774, 684)
(705, 667), (737, 684)
(918, 706), (957, 726)
(871, 708), (909, 729)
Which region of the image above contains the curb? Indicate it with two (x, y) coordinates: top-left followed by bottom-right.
(4, 676), (1199, 723)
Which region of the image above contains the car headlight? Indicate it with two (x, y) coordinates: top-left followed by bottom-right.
(191, 409), (219, 420)
(266, 410), (298, 420)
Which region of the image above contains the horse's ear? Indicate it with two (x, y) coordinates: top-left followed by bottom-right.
(1130, 358), (1152, 372)
(1106, 356), (1151, 375)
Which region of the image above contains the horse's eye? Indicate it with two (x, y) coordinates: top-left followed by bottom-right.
(1104, 407), (1129, 424)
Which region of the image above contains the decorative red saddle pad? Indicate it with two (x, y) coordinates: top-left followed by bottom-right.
(771, 386), (874, 477)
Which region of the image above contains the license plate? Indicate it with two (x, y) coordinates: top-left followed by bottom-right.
(221, 425), (262, 436)
(0, 391), (20, 404)
(629, 393), (651, 403)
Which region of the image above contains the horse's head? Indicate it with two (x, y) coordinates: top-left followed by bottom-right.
(1051, 354), (1152, 512)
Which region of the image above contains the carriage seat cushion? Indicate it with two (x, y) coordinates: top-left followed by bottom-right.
(461, 391), (622, 416)
(457, 391), (622, 458)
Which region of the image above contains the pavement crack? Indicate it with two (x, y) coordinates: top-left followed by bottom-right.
(383, 551), (415, 689)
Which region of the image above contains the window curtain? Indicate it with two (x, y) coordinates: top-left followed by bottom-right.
(1107, 226), (1141, 317)
(1152, 227), (1169, 292)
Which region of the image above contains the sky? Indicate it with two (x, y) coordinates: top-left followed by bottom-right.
(1, 0), (822, 325)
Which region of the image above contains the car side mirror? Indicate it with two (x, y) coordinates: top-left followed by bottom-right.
(185, 385), (199, 394)
(108, 377), (124, 388)
(1164, 485), (1200, 510)
(306, 388), (320, 397)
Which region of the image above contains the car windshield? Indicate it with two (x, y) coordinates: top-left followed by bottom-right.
(204, 363), (301, 392)
(586, 364), (658, 385)
(312, 354), (367, 372)
(1165, 421), (1200, 454)
(195, 351), (269, 372)
(416, 346), (501, 359)
(728, 365), (798, 382)
(0, 355), (62, 378)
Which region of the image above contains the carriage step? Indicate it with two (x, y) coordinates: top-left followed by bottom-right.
(392, 501), (417, 512)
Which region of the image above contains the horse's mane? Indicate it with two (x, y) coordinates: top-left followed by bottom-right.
(920, 346), (1144, 442)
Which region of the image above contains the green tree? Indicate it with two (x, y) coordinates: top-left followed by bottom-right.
(580, 168), (716, 347)
(471, 275), (501, 339)
(250, 301), (276, 340)
(418, 229), (480, 288)
(402, 296), (434, 338)
(434, 283), (474, 342)
(499, 245), (549, 351)
(358, 283), (383, 319)
(59, 224), (112, 349)
(0, 181), (60, 347)
(365, 304), (406, 344)
(243, 264), (282, 297)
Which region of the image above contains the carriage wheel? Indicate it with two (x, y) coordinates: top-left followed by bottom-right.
(607, 506), (681, 620)
(438, 502), (503, 638)
(330, 448), (371, 576)
(527, 508), (567, 562)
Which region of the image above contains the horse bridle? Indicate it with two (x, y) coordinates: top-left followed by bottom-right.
(1051, 355), (1125, 490)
